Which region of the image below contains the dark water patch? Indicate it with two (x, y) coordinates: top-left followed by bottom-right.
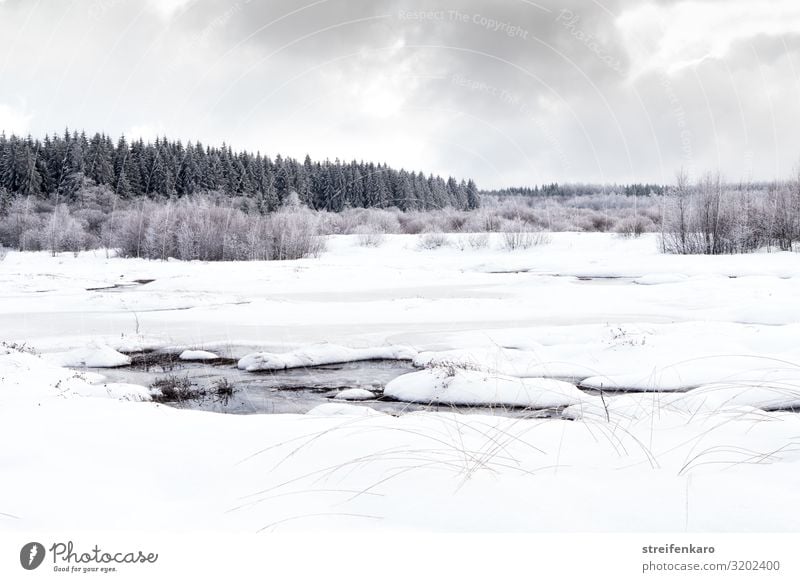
(763, 405), (800, 413)
(87, 279), (155, 292)
(81, 357), (565, 418)
(126, 350), (237, 372)
(484, 271), (636, 284)
(577, 384), (698, 395)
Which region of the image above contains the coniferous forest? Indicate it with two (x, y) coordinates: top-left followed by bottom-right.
(0, 130), (481, 213)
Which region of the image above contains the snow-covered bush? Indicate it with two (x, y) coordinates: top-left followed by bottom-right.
(0, 198), (44, 250)
(455, 232), (490, 250)
(661, 173), (769, 255)
(38, 205), (92, 256)
(265, 207), (326, 260)
(103, 205), (151, 258)
(417, 232), (449, 250)
(501, 221), (549, 250)
(615, 215), (654, 238)
(354, 225), (385, 247)
(463, 209), (502, 232)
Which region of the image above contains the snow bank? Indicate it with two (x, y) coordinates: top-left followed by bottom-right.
(562, 381), (800, 422)
(47, 344), (131, 368)
(179, 350), (219, 361)
(89, 383), (153, 402)
(333, 388), (376, 401)
(634, 273), (690, 285)
(384, 368), (587, 408)
(682, 383), (800, 411)
(0, 349), (149, 404)
(238, 344), (416, 372)
(580, 362), (800, 392)
(306, 403), (385, 417)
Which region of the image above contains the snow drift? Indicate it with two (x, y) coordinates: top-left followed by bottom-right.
(238, 344), (416, 372)
(384, 367), (588, 408)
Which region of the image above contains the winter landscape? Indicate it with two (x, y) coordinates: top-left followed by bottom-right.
(1, 0), (800, 551)
(2, 228), (799, 532)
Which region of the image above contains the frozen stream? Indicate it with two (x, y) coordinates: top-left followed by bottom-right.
(79, 353), (565, 418)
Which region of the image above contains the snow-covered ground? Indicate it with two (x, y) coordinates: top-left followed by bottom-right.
(1, 232), (799, 532)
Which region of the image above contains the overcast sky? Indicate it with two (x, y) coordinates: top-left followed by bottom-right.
(1, 0), (799, 188)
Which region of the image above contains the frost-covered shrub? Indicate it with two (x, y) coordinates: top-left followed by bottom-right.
(501, 221), (549, 250)
(141, 204), (178, 261)
(99, 197), (326, 261)
(103, 205), (151, 258)
(660, 174), (769, 255)
(467, 232), (490, 249)
(39, 205), (94, 255)
(463, 209), (502, 232)
(496, 199), (539, 223)
(19, 229), (43, 251)
(581, 211), (616, 232)
(440, 209), (470, 232)
(365, 208), (402, 233)
(615, 215), (654, 238)
(317, 210), (347, 235)
(454, 232), (490, 251)
(398, 213), (431, 235)
(766, 182), (800, 251)
(266, 208), (326, 260)
(0, 198), (43, 249)
(354, 225), (385, 247)
(417, 232), (449, 250)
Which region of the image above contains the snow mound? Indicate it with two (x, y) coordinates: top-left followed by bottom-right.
(238, 344), (416, 372)
(179, 350), (219, 361)
(48, 344), (131, 368)
(306, 403), (385, 417)
(333, 388), (376, 401)
(384, 368), (587, 408)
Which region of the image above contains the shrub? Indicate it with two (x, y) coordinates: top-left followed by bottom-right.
(417, 232), (449, 250)
(266, 208), (326, 260)
(615, 215), (654, 238)
(463, 209), (502, 232)
(501, 221), (550, 250)
(150, 375), (200, 402)
(660, 173), (766, 255)
(353, 225), (385, 247)
(0, 198), (43, 249)
(467, 232), (490, 249)
(39, 205), (93, 255)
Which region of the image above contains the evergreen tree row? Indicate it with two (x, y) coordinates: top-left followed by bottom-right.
(484, 182), (666, 198)
(0, 130), (480, 213)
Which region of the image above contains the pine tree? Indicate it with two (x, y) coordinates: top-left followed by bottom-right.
(466, 179), (481, 209)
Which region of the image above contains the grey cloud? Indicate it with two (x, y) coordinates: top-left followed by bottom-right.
(0, 0), (798, 187)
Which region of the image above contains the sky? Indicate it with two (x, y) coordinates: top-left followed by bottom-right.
(0, 0), (799, 189)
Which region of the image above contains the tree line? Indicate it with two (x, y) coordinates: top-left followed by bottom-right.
(484, 182), (667, 198)
(0, 130), (480, 214)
